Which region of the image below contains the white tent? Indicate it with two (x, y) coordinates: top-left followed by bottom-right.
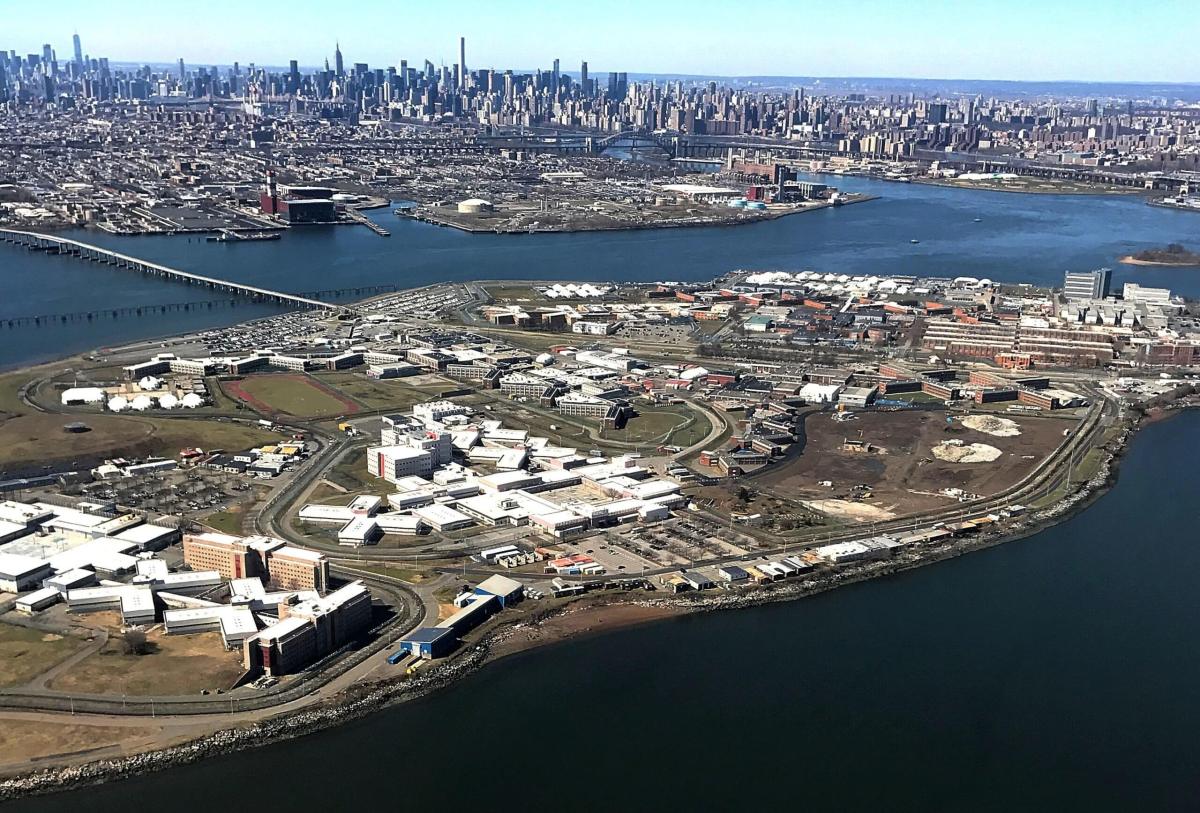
(138, 376), (161, 391)
(180, 393), (204, 408)
(130, 395), (153, 411)
(107, 396), (129, 412)
(158, 394), (179, 409)
(61, 387), (105, 405)
(799, 383), (842, 404)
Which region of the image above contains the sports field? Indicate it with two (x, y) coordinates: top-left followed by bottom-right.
(223, 374), (360, 418)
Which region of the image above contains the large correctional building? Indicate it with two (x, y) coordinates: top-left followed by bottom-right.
(243, 581), (372, 676)
(183, 532), (329, 592)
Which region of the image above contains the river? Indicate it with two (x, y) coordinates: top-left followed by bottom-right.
(7, 410), (1200, 811)
(1, 176), (1198, 369)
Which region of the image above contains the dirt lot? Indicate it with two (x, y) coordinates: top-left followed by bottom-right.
(754, 409), (1074, 517)
(0, 719), (155, 767)
(48, 628), (246, 697)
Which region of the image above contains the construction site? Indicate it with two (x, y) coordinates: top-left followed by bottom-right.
(753, 407), (1080, 518)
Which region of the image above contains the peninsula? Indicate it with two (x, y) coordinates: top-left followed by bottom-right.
(1121, 244), (1200, 267)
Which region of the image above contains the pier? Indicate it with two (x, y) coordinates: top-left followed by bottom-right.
(0, 228), (348, 313)
(344, 208), (391, 236)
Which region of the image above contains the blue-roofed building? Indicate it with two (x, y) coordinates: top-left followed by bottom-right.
(391, 627), (457, 661)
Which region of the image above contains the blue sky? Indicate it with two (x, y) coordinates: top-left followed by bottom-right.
(3, 0), (1198, 82)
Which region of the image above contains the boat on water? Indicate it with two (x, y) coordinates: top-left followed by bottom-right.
(910, 238), (920, 244)
(973, 217), (983, 222)
(207, 230), (282, 243)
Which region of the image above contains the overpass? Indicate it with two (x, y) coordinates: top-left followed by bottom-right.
(0, 228), (346, 313)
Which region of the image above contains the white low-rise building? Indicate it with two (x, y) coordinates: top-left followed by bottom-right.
(338, 516), (381, 546)
(163, 606), (259, 647)
(0, 553), (53, 593)
(413, 504), (474, 532)
(815, 540), (872, 564)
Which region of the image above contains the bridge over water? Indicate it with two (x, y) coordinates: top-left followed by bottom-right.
(0, 228), (347, 314)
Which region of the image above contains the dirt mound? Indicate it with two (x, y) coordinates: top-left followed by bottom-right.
(932, 440), (1002, 463)
(961, 415), (1021, 437)
(804, 499), (896, 522)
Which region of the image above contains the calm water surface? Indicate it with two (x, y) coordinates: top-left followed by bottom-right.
(1, 177), (1198, 369)
(8, 411), (1200, 812)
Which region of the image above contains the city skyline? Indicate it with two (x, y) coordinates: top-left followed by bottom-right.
(4, 0), (1200, 84)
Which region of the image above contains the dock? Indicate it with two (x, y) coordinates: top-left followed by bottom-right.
(345, 209), (391, 236)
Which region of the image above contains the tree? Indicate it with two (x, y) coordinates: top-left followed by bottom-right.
(121, 629), (151, 656)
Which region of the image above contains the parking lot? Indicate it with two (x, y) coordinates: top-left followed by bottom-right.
(552, 514), (759, 574)
(360, 284), (473, 322)
(77, 468), (257, 518)
(195, 311), (331, 356)
(616, 321), (696, 346)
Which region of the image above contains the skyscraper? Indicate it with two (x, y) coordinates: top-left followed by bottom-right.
(335, 42), (344, 77)
(552, 58), (560, 98)
(72, 33), (82, 67)
(580, 61), (588, 96)
(459, 37), (466, 81)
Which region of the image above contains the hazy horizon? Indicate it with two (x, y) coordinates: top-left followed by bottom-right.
(4, 0), (1199, 85)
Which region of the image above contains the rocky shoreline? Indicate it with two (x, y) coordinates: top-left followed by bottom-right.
(0, 405), (1155, 804)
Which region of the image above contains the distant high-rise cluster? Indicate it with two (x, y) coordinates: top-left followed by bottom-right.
(1, 31), (1197, 174)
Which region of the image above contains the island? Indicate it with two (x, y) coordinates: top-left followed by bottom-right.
(0, 250), (1199, 800)
(1120, 243), (1200, 267)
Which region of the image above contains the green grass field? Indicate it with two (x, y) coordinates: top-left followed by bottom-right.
(227, 375), (354, 418)
(680, 412), (736, 463)
(483, 283), (544, 302)
(477, 400), (600, 450)
(0, 623), (83, 689)
(0, 371), (32, 416)
(314, 373), (447, 412)
(0, 412), (276, 471)
(602, 404), (713, 448)
(204, 506), (250, 535)
(323, 447), (394, 496)
(342, 561), (459, 584)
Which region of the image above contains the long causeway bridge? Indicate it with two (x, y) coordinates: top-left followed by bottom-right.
(0, 228), (346, 313)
